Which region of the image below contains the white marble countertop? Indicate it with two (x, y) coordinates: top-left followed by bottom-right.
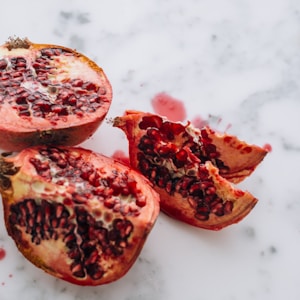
(0, 0), (299, 299)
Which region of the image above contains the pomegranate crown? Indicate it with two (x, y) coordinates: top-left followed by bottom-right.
(5, 36), (31, 50)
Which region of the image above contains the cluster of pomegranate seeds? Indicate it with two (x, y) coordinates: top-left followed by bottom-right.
(9, 198), (133, 280)
(0, 146), (161, 284)
(0, 47), (109, 120)
(114, 110), (268, 229)
(137, 116), (233, 220)
(29, 147), (146, 215)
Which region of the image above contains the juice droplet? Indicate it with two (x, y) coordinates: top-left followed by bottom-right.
(263, 143), (272, 152)
(151, 92), (186, 122)
(0, 248), (6, 261)
(111, 150), (130, 166)
(224, 123), (232, 132)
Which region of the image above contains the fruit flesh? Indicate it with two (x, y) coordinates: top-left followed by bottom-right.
(114, 110), (268, 230)
(0, 146), (160, 285)
(0, 38), (112, 151)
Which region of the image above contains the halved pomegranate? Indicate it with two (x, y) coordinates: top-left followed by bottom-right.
(0, 37), (112, 151)
(0, 146), (160, 285)
(113, 110), (268, 230)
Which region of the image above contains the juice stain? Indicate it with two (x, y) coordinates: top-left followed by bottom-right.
(0, 248), (6, 261)
(191, 115), (208, 128)
(151, 92), (186, 122)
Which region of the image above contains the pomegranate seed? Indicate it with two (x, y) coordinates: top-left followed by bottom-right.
(139, 115), (163, 129)
(104, 197), (115, 209)
(72, 79), (84, 87)
(146, 128), (162, 141)
(0, 59), (7, 70)
(224, 201), (234, 214)
(136, 196), (146, 207)
(83, 82), (97, 91)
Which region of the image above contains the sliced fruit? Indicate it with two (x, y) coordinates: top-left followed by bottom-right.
(0, 37), (112, 151)
(113, 110), (268, 230)
(0, 146), (160, 285)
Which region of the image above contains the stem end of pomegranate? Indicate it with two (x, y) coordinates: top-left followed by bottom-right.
(5, 36), (31, 50)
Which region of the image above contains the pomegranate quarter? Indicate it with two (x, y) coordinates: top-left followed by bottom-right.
(0, 37), (112, 151)
(0, 146), (160, 285)
(114, 110), (268, 230)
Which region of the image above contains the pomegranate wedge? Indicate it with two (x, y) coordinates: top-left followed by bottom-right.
(0, 37), (112, 151)
(113, 110), (268, 230)
(0, 146), (160, 285)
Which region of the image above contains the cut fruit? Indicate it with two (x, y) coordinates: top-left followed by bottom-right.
(114, 110), (268, 230)
(0, 37), (112, 151)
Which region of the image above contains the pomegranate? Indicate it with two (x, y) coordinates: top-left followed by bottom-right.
(0, 37), (112, 151)
(0, 146), (160, 285)
(113, 110), (268, 230)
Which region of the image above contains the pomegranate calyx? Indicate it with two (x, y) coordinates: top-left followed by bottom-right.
(5, 36), (31, 50)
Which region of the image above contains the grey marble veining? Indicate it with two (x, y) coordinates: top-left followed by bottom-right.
(0, 0), (300, 299)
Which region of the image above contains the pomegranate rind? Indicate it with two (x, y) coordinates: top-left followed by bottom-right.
(0, 38), (112, 151)
(203, 127), (268, 183)
(0, 146), (160, 285)
(113, 110), (267, 230)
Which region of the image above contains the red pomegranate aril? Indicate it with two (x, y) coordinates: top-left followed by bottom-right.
(223, 200), (234, 214)
(15, 96), (26, 105)
(195, 205), (210, 221)
(50, 105), (63, 114)
(176, 149), (188, 162)
(210, 201), (224, 216)
(114, 110), (268, 230)
(139, 114), (163, 129)
(206, 186), (216, 195)
(0, 146), (160, 285)
(0, 59), (7, 69)
(66, 96), (77, 106)
(160, 121), (185, 139)
(146, 128), (162, 141)
(72, 79), (84, 87)
(189, 182), (202, 196)
(12, 71), (23, 78)
(83, 82), (97, 92)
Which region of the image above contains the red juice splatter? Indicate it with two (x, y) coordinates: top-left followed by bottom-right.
(0, 248), (6, 261)
(151, 92), (186, 122)
(191, 115), (208, 129)
(111, 150), (130, 166)
(263, 143), (272, 152)
(224, 123), (232, 132)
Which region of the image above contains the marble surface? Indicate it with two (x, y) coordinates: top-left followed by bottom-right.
(0, 0), (299, 299)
